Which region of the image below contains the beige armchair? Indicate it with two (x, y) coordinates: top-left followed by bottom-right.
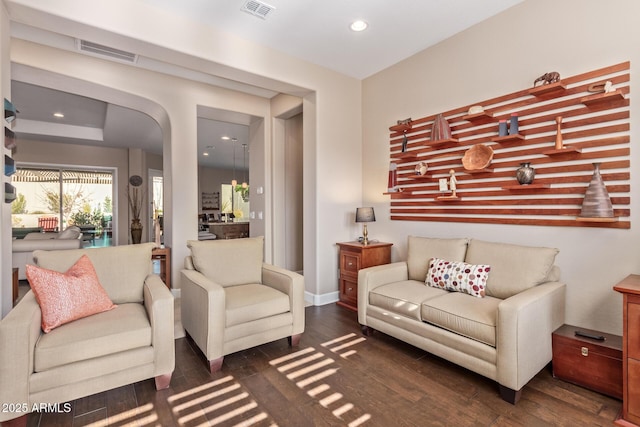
(0, 243), (175, 426)
(181, 236), (305, 373)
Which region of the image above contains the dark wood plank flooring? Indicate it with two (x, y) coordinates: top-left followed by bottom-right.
(27, 304), (621, 426)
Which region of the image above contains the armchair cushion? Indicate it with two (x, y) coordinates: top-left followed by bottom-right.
(225, 283), (290, 327)
(26, 255), (116, 333)
(187, 237), (264, 287)
(407, 236), (469, 281)
(34, 303), (151, 372)
(33, 243), (155, 304)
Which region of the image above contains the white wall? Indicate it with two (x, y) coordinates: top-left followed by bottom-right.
(362, 0), (640, 334)
(1, 0), (362, 311)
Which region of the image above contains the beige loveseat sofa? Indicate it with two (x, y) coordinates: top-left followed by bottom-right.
(12, 227), (84, 280)
(358, 236), (565, 404)
(0, 243), (175, 425)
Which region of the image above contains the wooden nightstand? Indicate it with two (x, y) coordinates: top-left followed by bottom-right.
(614, 274), (640, 426)
(336, 241), (392, 311)
(552, 324), (622, 399)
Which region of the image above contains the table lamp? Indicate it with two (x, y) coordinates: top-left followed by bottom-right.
(356, 207), (376, 245)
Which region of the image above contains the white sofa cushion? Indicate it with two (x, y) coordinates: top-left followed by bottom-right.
(407, 236), (469, 281)
(369, 280), (446, 320)
(225, 283), (290, 327)
(421, 292), (501, 347)
(465, 239), (559, 299)
(34, 303), (151, 372)
(188, 237), (264, 287)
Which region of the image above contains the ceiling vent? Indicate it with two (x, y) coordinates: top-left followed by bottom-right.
(241, 0), (275, 19)
(76, 39), (138, 64)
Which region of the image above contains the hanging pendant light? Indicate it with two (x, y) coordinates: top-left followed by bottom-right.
(241, 144), (248, 189)
(231, 138), (237, 187)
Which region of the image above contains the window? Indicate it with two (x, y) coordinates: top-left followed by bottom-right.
(220, 183), (249, 222)
(11, 166), (115, 246)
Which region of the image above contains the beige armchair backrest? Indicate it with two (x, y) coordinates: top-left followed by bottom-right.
(187, 236), (264, 287)
(32, 243), (155, 304)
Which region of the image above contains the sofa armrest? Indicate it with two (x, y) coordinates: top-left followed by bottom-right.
(496, 281), (566, 391)
(262, 264), (305, 335)
(0, 293), (43, 422)
(357, 262), (409, 325)
(143, 275), (175, 376)
(180, 269), (226, 360)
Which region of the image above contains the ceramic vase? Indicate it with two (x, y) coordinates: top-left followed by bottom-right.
(131, 218), (143, 244)
(431, 114), (452, 141)
(516, 162), (535, 185)
(579, 163), (614, 218)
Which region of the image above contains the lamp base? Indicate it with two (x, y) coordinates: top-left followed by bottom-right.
(362, 224), (369, 245)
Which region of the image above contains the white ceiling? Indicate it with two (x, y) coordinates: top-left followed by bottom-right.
(7, 0), (522, 169)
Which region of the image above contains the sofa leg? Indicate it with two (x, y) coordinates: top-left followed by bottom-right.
(288, 333), (302, 347)
(155, 372), (172, 390)
(1, 415), (28, 427)
(361, 325), (375, 336)
(499, 385), (522, 404)
(209, 356), (224, 374)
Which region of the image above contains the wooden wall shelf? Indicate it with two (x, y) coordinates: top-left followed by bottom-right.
(389, 123), (412, 133)
(542, 146), (582, 156)
(494, 134), (525, 145)
(426, 138), (458, 147)
(529, 81), (566, 96)
(502, 183), (550, 190)
(387, 61), (630, 229)
(463, 111), (494, 123)
(581, 90), (625, 107)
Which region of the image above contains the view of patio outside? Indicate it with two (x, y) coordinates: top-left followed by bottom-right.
(11, 167), (114, 246)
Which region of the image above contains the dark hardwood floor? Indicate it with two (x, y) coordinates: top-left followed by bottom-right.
(27, 304), (621, 426)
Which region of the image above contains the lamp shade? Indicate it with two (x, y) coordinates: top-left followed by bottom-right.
(355, 207), (376, 223)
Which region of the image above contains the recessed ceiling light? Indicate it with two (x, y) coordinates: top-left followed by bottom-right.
(53, 112), (65, 118)
(203, 152), (209, 156)
(350, 20), (368, 32)
(221, 136), (231, 140)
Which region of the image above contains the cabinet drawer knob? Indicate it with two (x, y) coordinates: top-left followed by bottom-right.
(581, 346), (589, 357)
(348, 287), (353, 291)
(348, 262), (353, 266)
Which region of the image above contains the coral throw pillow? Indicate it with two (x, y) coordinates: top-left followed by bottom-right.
(425, 257), (490, 298)
(26, 255), (117, 333)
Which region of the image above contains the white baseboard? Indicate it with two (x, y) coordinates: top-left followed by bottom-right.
(305, 290), (339, 306)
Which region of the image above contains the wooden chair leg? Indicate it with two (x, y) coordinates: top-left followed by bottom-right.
(499, 385), (522, 404)
(288, 333), (302, 347)
(1, 414), (28, 427)
(361, 325), (375, 336)
(209, 356), (224, 374)
(155, 372), (173, 390)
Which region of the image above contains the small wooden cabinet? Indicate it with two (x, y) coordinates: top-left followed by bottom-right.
(336, 241), (392, 311)
(552, 324), (622, 399)
(614, 274), (640, 426)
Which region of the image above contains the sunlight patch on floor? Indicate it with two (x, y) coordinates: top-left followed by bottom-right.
(269, 335), (371, 426)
